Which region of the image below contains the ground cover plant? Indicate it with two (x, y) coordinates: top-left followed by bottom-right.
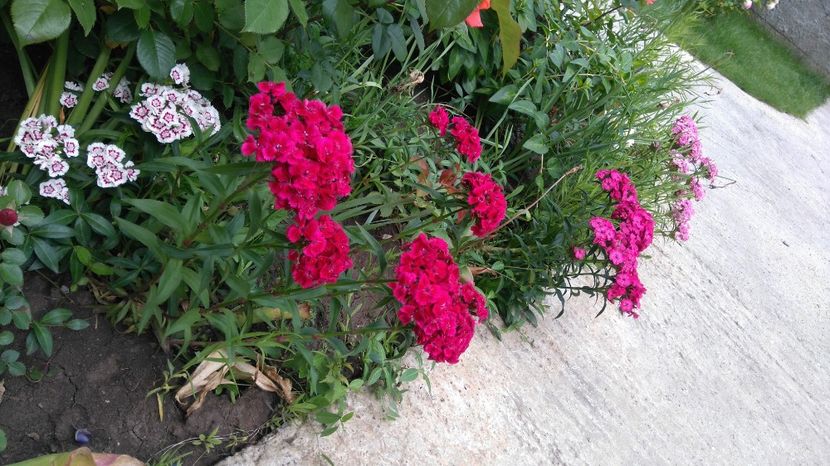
(670, 2), (830, 117)
(0, 0), (716, 461)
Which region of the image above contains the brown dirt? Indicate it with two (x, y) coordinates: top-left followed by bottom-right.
(0, 275), (277, 465)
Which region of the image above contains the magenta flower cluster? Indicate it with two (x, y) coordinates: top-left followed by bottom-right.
(670, 115), (717, 241)
(588, 170), (655, 317)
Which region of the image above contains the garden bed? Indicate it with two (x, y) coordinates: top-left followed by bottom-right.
(0, 273), (276, 464)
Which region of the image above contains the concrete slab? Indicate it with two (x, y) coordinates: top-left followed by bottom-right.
(222, 69), (830, 465)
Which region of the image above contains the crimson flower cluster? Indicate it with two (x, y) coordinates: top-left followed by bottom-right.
(428, 107), (482, 163)
(461, 172), (507, 237)
(242, 82), (355, 288)
(390, 234), (488, 364)
(588, 170), (655, 317)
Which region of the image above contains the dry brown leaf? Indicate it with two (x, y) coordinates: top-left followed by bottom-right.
(261, 365), (295, 403)
(175, 350), (229, 407)
(0, 379), (5, 406)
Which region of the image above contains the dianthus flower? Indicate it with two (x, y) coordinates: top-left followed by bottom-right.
(286, 215), (353, 289)
(86, 143), (140, 188)
(92, 72), (113, 92)
(428, 106), (450, 136)
(14, 115), (79, 204)
(242, 81), (354, 221)
(130, 81), (220, 144)
(588, 170), (655, 317)
(39, 178), (70, 205)
(449, 116), (482, 163)
(390, 234), (488, 364)
(461, 172), (507, 237)
(668, 115), (716, 241)
(170, 63), (190, 86)
(113, 78), (132, 103)
(671, 114), (702, 161)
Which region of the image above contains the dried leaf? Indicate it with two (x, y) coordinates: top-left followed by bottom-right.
(174, 350), (229, 406)
(0, 380), (5, 406)
(261, 365), (295, 403)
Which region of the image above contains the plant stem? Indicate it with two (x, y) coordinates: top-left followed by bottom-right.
(66, 47), (112, 126)
(46, 30), (70, 117)
(0, 11), (35, 96)
(78, 43), (136, 134)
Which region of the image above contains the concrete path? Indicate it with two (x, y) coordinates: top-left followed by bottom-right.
(223, 69), (830, 465)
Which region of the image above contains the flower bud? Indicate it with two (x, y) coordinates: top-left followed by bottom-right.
(0, 208), (18, 226)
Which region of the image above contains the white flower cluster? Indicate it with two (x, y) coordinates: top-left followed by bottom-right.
(40, 178), (69, 203)
(60, 81), (83, 108)
(86, 142), (140, 188)
(129, 64), (220, 144)
(14, 115), (80, 204)
(113, 77), (132, 103)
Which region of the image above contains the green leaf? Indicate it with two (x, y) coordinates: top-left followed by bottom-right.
(1, 248), (27, 265)
(0, 331), (13, 346)
(116, 0), (144, 8)
(115, 217), (165, 259)
(124, 198), (187, 234)
(7, 361), (25, 376)
(0, 263), (23, 287)
(257, 36), (284, 64)
(170, 0), (194, 26)
(522, 134), (548, 154)
(0, 309), (11, 326)
(322, 0), (354, 39)
(73, 245), (93, 265)
(196, 43), (221, 71)
(489, 84), (519, 105)
(11, 0), (72, 45)
(247, 53), (265, 83)
(193, 0), (215, 32)
(0, 428), (7, 453)
(491, 0), (521, 72)
(315, 410), (341, 425)
(425, 0), (478, 30)
(12, 310), (31, 330)
(29, 223), (75, 239)
(33, 237), (61, 273)
(41, 307), (72, 326)
(89, 262), (114, 276)
(5, 295), (26, 310)
(137, 29), (176, 80)
(105, 9), (139, 43)
(243, 0), (288, 34)
(288, 0), (307, 27)
(1, 349), (19, 363)
(66, 319), (89, 330)
(67, 0), (95, 35)
(355, 224), (386, 273)
(400, 368), (419, 382)
(508, 99), (537, 116)
(156, 259), (184, 303)
(6, 180), (31, 205)
(32, 322), (54, 356)
(83, 213), (116, 237)
(216, 0), (245, 31)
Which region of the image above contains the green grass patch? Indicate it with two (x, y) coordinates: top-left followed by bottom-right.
(670, 10), (830, 117)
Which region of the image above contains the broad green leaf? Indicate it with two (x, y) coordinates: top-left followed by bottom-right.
(73, 245), (92, 265)
(170, 0), (194, 26)
(491, 0), (521, 72)
(1, 349), (19, 363)
(1, 248), (27, 265)
(400, 368), (419, 382)
(322, 0), (355, 39)
(66, 318), (90, 330)
(33, 237), (61, 273)
(32, 322), (54, 356)
(12, 310), (31, 330)
(124, 198), (187, 233)
(523, 134), (549, 154)
(0, 331), (13, 346)
(83, 213), (116, 236)
(243, 0), (289, 34)
(0, 263), (23, 287)
(288, 0), (307, 27)
(116, 0), (144, 8)
(489, 84), (519, 105)
(0, 428), (6, 453)
(196, 43), (221, 70)
(11, 0), (72, 45)
(137, 29), (176, 80)
(6, 180), (31, 205)
(41, 307), (72, 325)
(68, 0), (95, 35)
(155, 259), (184, 303)
(425, 0), (478, 30)
(193, 0), (215, 32)
(509, 99), (537, 116)
(114, 217), (165, 259)
(105, 9), (139, 43)
(215, 0), (245, 31)
(257, 36), (284, 64)
(7, 361), (25, 376)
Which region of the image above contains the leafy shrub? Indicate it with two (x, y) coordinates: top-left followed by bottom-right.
(0, 0), (713, 438)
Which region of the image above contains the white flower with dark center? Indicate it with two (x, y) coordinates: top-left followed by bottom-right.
(60, 92), (79, 108)
(170, 63), (190, 86)
(92, 72), (113, 92)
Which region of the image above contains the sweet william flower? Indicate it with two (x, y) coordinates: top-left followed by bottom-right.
(428, 106), (450, 136)
(462, 171), (507, 237)
(465, 0), (491, 28)
(573, 247), (586, 260)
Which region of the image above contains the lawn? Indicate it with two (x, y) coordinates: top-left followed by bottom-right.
(670, 10), (830, 117)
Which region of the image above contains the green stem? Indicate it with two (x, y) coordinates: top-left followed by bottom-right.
(0, 11), (35, 96)
(78, 43), (136, 134)
(46, 30), (70, 117)
(66, 47), (112, 126)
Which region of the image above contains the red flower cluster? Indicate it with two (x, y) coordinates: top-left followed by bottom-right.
(588, 170), (655, 317)
(286, 215), (353, 289)
(427, 106), (482, 163)
(462, 172), (507, 237)
(242, 82), (354, 288)
(242, 82), (354, 221)
(390, 234), (488, 364)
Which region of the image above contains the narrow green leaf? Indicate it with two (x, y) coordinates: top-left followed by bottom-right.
(156, 259), (184, 303)
(41, 307), (72, 326)
(400, 368), (419, 382)
(114, 217), (165, 259)
(32, 323), (54, 356)
(83, 213), (116, 237)
(65, 319), (89, 330)
(124, 198), (187, 234)
(33, 237), (61, 273)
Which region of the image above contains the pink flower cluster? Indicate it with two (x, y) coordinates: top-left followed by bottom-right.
(428, 106), (482, 163)
(589, 170), (655, 317)
(86, 143), (139, 188)
(670, 115), (718, 241)
(39, 178), (69, 204)
(242, 82), (355, 288)
(14, 115), (80, 205)
(129, 64), (220, 144)
(286, 215), (353, 289)
(461, 172), (507, 237)
(390, 234), (488, 364)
